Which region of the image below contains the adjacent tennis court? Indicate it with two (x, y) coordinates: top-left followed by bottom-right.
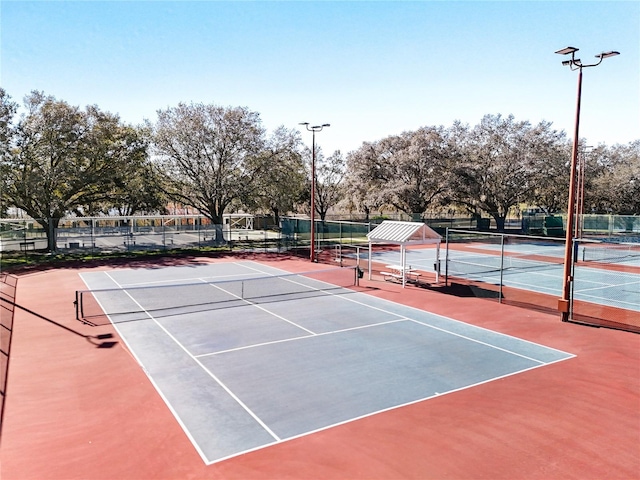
(366, 244), (640, 313)
(78, 261), (573, 464)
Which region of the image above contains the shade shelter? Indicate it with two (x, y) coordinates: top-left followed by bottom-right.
(366, 221), (442, 287)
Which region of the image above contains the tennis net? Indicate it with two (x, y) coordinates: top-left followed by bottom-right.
(75, 266), (359, 323)
(446, 254), (561, 278)
(580, 242), (640, 264)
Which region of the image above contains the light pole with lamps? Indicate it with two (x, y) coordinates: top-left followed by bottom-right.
(555, 46), (619, 321)
(299, 122), (330, 262)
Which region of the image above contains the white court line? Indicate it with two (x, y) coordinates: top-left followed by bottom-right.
(203, 351), (574, 466)
(196, 318), (408, 358)
(203, 277), (317, 335)
(236, 260), (575, 360)
(81, 262), (577, 466)
(191, 260), (577, 465)
(574, 295), (640, 310)
(115, 271), (266, 288)
(574, 287), (640, 309)
(575, 277), (640, 291)
(79, 271), (212, 466)
(406, 319), (545, 364)
(102, 271), (282, 445)
(449, 268), (640, 310)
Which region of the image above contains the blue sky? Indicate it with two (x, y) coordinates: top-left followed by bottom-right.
(1, 1), (638, 155)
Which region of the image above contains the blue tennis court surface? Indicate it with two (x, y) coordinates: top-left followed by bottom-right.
(80, 261), (574, 464)
(370, 246), (640, 312)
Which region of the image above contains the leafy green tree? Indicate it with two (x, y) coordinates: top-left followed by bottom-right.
(525, 125), (571, 213)
(76, 124), (167, 216)
(5, 92), (150, 250)
(387, 126), (455, 218)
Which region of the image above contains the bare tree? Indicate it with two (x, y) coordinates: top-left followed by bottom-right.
(589, 141), (640, 215)
(0, 88), (18, 216)
(241, 126), (306, 226)
(451, 114), (565, 231)
(342, 140), (398, 220)
(151, 102), (266, 241)
(344, 127), (454, 220)
(314, 149), (346, 222)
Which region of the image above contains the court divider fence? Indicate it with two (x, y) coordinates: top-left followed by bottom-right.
(444, 229), (640, 334)
(571, 239), (640, 333)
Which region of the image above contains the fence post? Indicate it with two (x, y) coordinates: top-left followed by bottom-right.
(569, 238), (578, 320)
(608, 215), (614, 238)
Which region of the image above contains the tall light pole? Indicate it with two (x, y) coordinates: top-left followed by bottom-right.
(299, 122), (330, 262)
(555, 46), (619, 321)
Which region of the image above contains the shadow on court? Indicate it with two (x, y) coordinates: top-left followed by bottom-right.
(410, 281), (501, 299)
(4, 298), (117, 348)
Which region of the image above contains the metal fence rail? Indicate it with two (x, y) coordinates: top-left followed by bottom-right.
(444, 228), (640, 334)
(0, 216), (378, 257)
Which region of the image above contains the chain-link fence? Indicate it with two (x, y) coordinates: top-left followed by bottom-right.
(0, 216), (288, 255)
(0, 216), (381, 262)
(2, 215), (638, 333)
(443, 229), (640, 333)
(572, 239), (640, 332)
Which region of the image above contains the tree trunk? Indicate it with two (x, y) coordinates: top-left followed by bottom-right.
(45, 217), (61, 252)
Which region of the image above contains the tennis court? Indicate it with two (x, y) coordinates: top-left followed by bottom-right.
(368, 244), (640, 313)
(78, 260), (572, 464)
(2, 255), (639, 479)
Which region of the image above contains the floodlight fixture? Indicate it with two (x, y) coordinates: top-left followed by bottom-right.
(555, 46), (579, 55)
(596, 51), (620, 59)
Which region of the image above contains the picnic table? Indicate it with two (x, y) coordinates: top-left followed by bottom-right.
(381, 265), (422, 284)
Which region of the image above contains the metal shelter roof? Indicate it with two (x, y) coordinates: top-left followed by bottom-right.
(367, 221), (441, 245)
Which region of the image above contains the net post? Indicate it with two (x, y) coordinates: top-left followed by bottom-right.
(435, 243), (440, 283)
(499, 234), (505, 303)
(444, 228), (450, 286)
(74, 290), (81, 321)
